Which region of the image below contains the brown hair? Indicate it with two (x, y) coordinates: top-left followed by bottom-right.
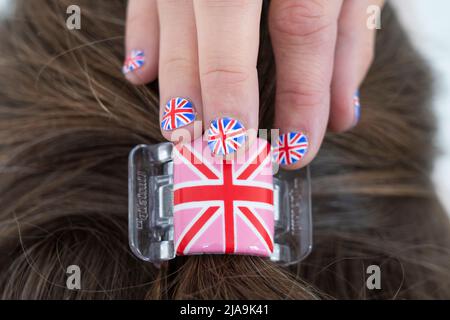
(0, 0), (449, 299)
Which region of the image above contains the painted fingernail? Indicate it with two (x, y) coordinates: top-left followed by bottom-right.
(207, 117), (247, 156)
(353, 90), (361, 125)
(161, 97), (196, 131)
(273, 132), (309, 166)
(122, 50), (145, 74)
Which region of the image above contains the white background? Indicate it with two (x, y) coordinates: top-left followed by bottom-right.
(1, 0), (449, 214)
(390, 0), (450, 215)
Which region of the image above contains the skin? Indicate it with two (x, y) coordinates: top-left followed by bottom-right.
(124, 0), (385, 169)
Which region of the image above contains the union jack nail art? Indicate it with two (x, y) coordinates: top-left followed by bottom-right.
(122, 50), (145, 74)
(353, 91), (361, 124)
(207, 117), (247, 156)
(161, 97), (196, 131)
(273, 132), (309, 166)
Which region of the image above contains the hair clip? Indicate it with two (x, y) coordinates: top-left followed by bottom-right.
(128, 137), (312, 266)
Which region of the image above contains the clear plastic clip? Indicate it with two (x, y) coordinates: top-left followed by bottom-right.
(129, 143), (312, 266)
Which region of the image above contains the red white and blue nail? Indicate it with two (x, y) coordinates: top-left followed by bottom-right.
(207, 117), (247, 156)
(273, 132), (309, 166)
(122, 50), (145, 74)
(353, 91), (361, 125)
(161, 97), (196, 131)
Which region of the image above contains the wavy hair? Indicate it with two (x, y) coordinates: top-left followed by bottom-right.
(0, 0), (449, 299)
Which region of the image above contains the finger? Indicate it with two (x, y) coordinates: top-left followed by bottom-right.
(158, 0), (201, 142)
(193, 0), (263, 156)
(123, 0), (159, 84)
(329, 0), (385, 132)
(269, 0), (343, 169)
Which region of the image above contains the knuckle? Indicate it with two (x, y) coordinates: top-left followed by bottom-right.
(271, 0), (334, 40)
(202, 0), (255, 9)
(201, 65), (251, 87)
(277, 88), (325, 110)
(159, 0), (177, 6)
(162, 56), (194, 73)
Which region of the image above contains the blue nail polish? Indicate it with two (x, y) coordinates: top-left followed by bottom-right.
(207, 117), (247, 156)
(273, 132), (309, 166)
(353, 90), (361, 125)
(161, 97), (196, 131)
(122, 50), (145, 74)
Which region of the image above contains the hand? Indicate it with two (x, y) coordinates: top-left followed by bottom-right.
(123, 0), (383, 168)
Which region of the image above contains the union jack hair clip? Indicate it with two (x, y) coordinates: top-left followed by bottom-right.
(128, 137), (312, 266)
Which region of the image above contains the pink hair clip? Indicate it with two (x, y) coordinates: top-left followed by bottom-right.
(128, 137), (312, 266)
(173, 137), (273, 257)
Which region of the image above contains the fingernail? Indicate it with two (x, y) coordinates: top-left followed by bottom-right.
(161, 97), (196, 131)
(273, 131), (309, 166)
(122, 50), (145, 74)
(353, 90), (361, 126)
(207, 117), (247, 156)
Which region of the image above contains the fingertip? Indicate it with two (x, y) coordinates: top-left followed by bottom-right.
(272, 131), (313, 170)
(160, 97), (202, 143)
(329, 90), (360, 132)
(123, 50), (158, 84)
(206, 116), (251, 157)
(124, 0), (159, 84)
(161, 120), (203, 144)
